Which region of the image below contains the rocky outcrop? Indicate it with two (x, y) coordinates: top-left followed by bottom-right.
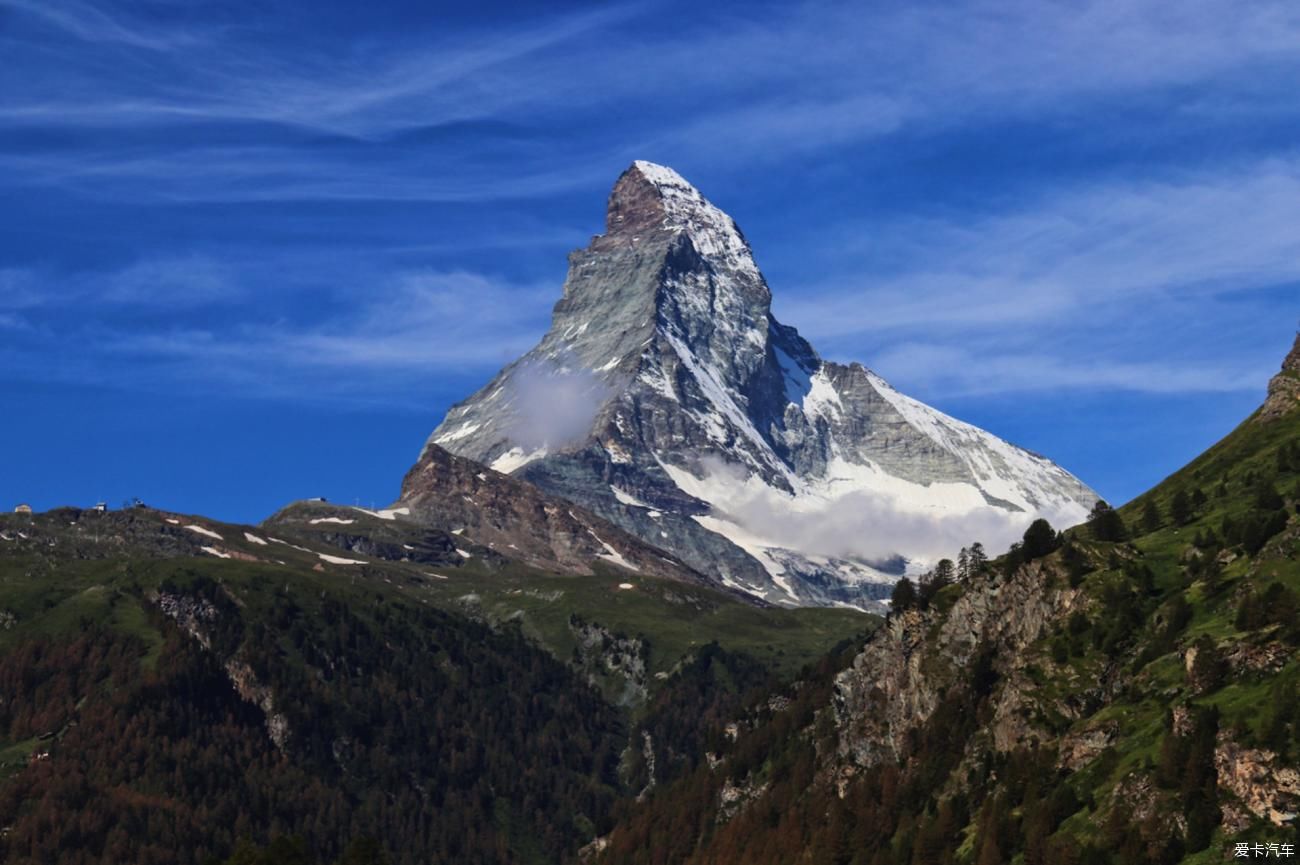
(1111, 773), (1186, 838)
(154, 590), (290, 752)
(1059, 721), (1120, 771)
(568, 616), (650, 706)
(398, 444), (705, 586)
(224, 659), (291, 752)
(1216, 736), (1300, 826)
(833, 559), (1086, 769)
(155, 591), (219, 650)
(717, 775), (769, 823)
(1259, 332), (1300, 422)
(424, 161), (1097, 609)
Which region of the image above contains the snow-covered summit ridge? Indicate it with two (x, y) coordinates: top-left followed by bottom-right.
(628, 160), (690, 189)
(422, 162), (1099, 610)
(608, 161), (761, 280)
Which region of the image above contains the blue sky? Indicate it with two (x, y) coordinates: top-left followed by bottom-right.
(2, 0), (1298, 524)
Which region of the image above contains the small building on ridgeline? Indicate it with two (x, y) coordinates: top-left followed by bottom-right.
(13, 504), (32, 514)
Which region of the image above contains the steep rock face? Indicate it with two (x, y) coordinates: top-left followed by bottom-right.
(831, 559), (1086, 768)
(154, 589), (291, 751)
(425, 161), (1097, 609)
(1215, 737), (1300, 826)
(1260, 331), (1300, 422)
(399, 444), (706, 585)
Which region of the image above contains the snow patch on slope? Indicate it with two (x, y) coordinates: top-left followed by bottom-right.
(351, 506), (411, 521)
(586, 528), (639, 572)
(611, 486), (653, 509)
(660, 452), (1071, 582)
(491, 446), (547, 473)
(318, 553), (366, 565)
(865, 372), (1091, 523)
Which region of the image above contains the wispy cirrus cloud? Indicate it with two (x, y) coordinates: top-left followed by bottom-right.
(2, 0), (1298, 516)
(5, 0), (1300, 203)
(3, 263), (555, 404)
(865, 344), (1264, 397)
(103, 255), (242, 306)
(775, 156), (1300, 396)
(0, 0), (210, 51)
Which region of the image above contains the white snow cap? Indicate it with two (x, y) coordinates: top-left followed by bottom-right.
(631, 160), (692, 189)
(628, 160), (758, 278)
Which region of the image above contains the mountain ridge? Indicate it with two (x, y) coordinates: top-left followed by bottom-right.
(426, 161), (1098, 610)
(591, 331), (1300, 865)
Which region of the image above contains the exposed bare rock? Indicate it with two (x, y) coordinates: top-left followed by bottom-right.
(1215, 736), (1300, 826)
(717, 776), (769, 822)
(833, 559), (1084, 768)
(1259, 332), (1300, 422)
(224, 659), (291, 752)
(637, 731), (656, 801)
(1058, 721), (1120, 771)
(1220, 802), (1253, 834)
(424, 162), (1096, 609)
(569, 616), (649, 706)
(154, 590), (290, 752)
(1226, 641), (1291, 675)
(399, 444), (706, 586)
(1112, 773), (1186, 838)
(154, 591), (219, 650)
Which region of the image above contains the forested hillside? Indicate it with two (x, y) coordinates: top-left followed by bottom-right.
(593, 338), (1300, 865)
(0, 509), (868, 864)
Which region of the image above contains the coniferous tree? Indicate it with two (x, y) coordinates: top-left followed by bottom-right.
(976, 832), (1003, 865)
(1141, 499), (1162, 534)
(336, 837), (389, 865)
(1255, 476), (1284, 511)
(1189, 636), (1227, 694)
(1087, 501), (1127, 542)
(891, 577), (917, 613)
(1170, 490), (1192, 526)
(1200, 555), (1223, 596)
(1021, 519), (1059, 561)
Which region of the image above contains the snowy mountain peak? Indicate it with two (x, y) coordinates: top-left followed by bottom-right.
(422, 164), (1099, 611)
(628, 159), (691, 190)
(604, 161), (761, 281)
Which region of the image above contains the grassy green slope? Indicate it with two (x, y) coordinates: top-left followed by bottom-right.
(0, 504), (871, 864)
(590, 393), (1300, 865)
(0, 505), (871, 693)
(974, 402), (1300, 862)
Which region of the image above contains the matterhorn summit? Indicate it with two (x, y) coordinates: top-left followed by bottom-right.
(420, 161), (1098, 609)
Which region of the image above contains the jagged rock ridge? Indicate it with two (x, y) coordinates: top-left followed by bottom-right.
(422, 161), (1098, 609)
(1259, 331), (1300, 422)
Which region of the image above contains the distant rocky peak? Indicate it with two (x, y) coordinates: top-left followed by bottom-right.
(565, 161), (776, 391)
(1260, 330), (1300, 422)
(601, 161), (763, 282)
(424, 162), (1099, 609)
(1282, 331), (1300, 374)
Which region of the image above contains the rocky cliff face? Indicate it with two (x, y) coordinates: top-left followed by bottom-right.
(832, 558), (1087, 770)
(425, 161), (1098, 609)
(1260, 331), (1300, 422)
(399, 443), (706, 585)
